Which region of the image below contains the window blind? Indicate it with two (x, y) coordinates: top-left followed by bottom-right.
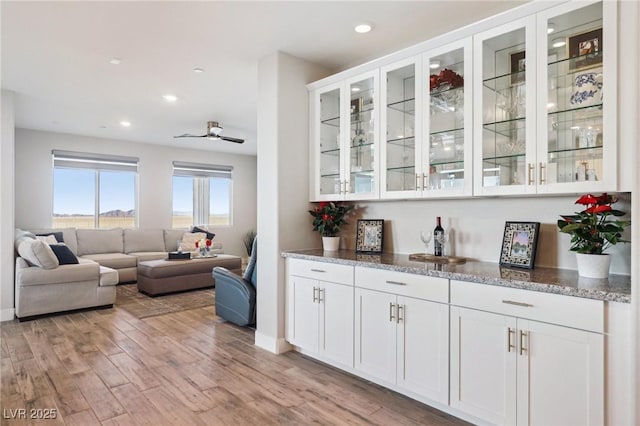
(53, 150), (139, 172)
(172, 161), (233, 179)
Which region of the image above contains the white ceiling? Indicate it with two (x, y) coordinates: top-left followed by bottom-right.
(2, 1), (526, 156)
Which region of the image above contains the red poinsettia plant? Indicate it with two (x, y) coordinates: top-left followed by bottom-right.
(557, 193), (630, 254)
(430, 68), (464, 92)
(308, 202), (353, 237)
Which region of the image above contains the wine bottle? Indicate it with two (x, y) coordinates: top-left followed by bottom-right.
(434, 216), (444, 256)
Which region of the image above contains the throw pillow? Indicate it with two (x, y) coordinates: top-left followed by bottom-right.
(181, 232), (206, 252)
(36, 235), (59, 245)
(192, 226), (215, 241)
(49, 244), (79, 265)
(36, 232), (64, 243)
(17, 239), (59, 269)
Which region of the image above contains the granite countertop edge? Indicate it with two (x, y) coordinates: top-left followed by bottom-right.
(281, 251), (631, 304)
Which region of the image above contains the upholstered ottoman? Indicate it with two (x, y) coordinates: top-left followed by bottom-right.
(136, 255), (242, 296)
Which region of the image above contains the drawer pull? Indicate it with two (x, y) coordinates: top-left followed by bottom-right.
(502, 300), (534, 308)
(385, 280), (407, 286)
(310, 269), (326, 273)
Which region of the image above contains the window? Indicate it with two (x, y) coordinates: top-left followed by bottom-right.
(52, 151), (138, 229)
(172, 162), (233, 228)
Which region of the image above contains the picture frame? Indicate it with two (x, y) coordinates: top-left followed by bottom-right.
(356, 219), (384, 253)
(499, 221), (540, 269)
(350, 97), (362, 115)
(568, 28), (602, 70)
(509, 50), (526, 85)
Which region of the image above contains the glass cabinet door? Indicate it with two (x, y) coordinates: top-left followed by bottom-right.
(381, 57), (420, 199)
(345, 71), (379, 200)
(424, 38), (472, 196)
(317, 84), (343, 198)
(537, 0), (615, 193)
(474, 18), (536, 195)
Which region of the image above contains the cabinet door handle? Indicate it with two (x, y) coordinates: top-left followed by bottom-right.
(389, 302), (396, 322)
(539, 162), (546, 185)
(528, 163), (534, 185)
(397, 304), (404, 323)
(385, 280), (407, 286)
(312, 287), (318, 303)
(507, 327), (515, 353)
(310, 269), (326, 273)
(318, 288), (324, 303)
(416, 173), (421, 191)
(519, 330), (528, 356)
(422, 173), (428, 190)
(502, 300), (534, 308)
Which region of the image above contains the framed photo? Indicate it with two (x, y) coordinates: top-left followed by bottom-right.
(350, 97), (362, 115)
(499, 221), (540, 269)
(510, 50), (526, 85)
(568, 28), (602, 70)
(356, 219), (384, 253)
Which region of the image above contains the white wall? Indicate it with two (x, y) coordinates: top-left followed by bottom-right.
(335, 194), (631, 275)
(14, 128), (256, 257)
(1, 90), (16, 321)
(255, 51), (331, 353)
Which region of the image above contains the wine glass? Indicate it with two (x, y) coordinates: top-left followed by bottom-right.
(420, 230), (432, 254)
(435, 231), (450, 257)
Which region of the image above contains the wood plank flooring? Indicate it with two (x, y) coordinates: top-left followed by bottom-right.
(1, 304), (469, 425)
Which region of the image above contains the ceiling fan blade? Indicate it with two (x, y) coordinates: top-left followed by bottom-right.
(173, 134), (207, 138)
(220, 135), (245, 144)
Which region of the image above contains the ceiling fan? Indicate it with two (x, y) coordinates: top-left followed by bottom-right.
(174, 121), (244, 144)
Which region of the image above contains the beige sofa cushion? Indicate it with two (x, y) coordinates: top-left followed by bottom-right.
(18, 239), (59, 269)
(30, 228), (78, 254)
(164, 229), (186, 252)
(129, 252), (167, 262)
(80, 253), (137, 269)
(16, 258), (99, 286)
(124, 229), (165, 253)
(77, 228), (124, 255)
(99, 266), (119, 287)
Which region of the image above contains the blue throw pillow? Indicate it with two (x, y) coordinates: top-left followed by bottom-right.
(49, 244), (79, 265)
(37, 232), (64, 243)
(192, 226), (215, 241)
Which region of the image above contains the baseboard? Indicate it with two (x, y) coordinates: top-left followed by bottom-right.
(254, 331), (292, 354)
(0, 308), (15, 322)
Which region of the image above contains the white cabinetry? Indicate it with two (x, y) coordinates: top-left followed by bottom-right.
(311, 71), (379, 201)
(450, 280), (604, 425)
(286, 259), (354, 368)
(354, 267), (449, 404)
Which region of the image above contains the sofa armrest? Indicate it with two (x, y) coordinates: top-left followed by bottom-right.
(16, 257), (100, 287)
(213, 266), (256, 326)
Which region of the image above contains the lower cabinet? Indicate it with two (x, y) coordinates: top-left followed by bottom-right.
(287, 259), (354, 369)
(450, 281), (604, 426)
(354, 268), (449, 404)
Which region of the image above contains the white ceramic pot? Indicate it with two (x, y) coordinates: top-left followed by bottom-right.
(322, 236), (340, 251)
(575, 253), (611, 279)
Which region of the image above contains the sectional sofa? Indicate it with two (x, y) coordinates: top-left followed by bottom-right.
(14, 227), (223, 319)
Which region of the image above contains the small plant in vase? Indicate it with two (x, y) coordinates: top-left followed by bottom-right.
(557, 193), (630, 278)
(308, 202), (353, 251)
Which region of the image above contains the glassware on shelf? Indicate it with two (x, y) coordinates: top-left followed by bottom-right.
(420, 230), (433, 254)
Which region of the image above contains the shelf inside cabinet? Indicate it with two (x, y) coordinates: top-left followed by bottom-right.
(548, 52), (604, 74)
(320, 147), (341, 156)
(350, 169), (374, 175)
(483, 152), (525, 163)
(320, 172), (340, 179)
(483, 117), (526, 138)
(430, 127), (464, 137)
(321, 116), (340, 127)
(548, 145), (602, 157)
(387, 98), (415, 114)
(387, 136), (415, 146)
(548, 103), (603, 117)
(483, 71), (525, 89)
(349, 141), (374, 149)
(431, 159), (465, 167)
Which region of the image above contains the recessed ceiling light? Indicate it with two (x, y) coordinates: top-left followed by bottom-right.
(547, 24), (556, 34)
(163, 94), (178, 102)
(552, 38), (566, 48)
(429, 61), (440, 69)
(351, 87), (361, 92)
(354, 24), (372, 34)
(109, 58), (122, 65)
(193, 68), (204, 73)
(120, 121), (131, 127)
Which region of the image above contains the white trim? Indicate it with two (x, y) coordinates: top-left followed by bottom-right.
(1, 308), (15, 322)
(254, 331), (292, 354)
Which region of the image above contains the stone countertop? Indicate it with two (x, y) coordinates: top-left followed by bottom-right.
(281, 250), (631, 303)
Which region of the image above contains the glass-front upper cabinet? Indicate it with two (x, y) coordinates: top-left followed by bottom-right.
(473, 17), (536, 196)
(423, 38), (473, 197)
(536, 0), (616, 194)
(311, 71), (379, 201)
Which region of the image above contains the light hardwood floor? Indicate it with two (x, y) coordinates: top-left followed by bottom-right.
(1, 304), (469, 425)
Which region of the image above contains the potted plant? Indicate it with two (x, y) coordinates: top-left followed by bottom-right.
(308, 202), (353, 251)
(557, 193), (630, 278)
